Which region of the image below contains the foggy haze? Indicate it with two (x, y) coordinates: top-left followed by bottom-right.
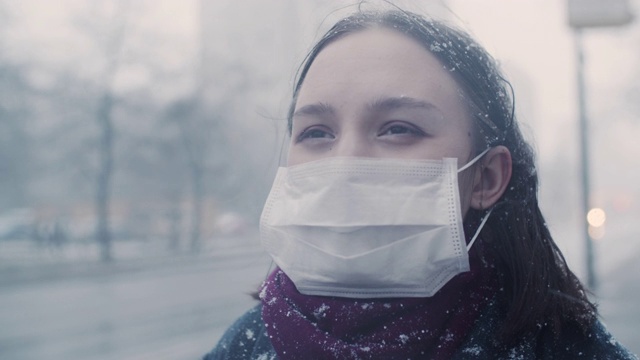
(0, 0), (639, 358)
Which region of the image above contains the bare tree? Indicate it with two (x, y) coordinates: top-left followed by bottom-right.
(0, 64), (32, 211)
(95, 88), (116, 260)
(164, 98), (224, 253)
(73, 1), (130, 261)
(0, 5), (33, 212)
(119, 100), (190, 251)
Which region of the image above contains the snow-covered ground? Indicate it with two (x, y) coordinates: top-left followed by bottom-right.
(0, 229), (638, 359)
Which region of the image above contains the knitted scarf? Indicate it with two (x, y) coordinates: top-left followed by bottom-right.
(260, 244), (496, 360)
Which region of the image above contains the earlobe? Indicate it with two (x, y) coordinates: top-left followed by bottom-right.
(470, 146), (512, 210)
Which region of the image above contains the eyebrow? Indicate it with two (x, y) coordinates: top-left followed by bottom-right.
(292, 102), (335, 118)
(293, 96), (438, 121)
(292, 97), (439, 118)
(367, 96), (438, 112)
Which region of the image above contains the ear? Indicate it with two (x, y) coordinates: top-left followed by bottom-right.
(470, 146), (512, 210)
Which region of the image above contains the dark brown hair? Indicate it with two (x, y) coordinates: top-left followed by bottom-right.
(287, 8), (597, 341)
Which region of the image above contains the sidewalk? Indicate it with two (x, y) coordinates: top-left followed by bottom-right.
(597, 250), (640, 356)
(0, 233), (263, 288)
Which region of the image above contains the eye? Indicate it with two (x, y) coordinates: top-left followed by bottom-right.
(296, 126), (335, 143)
(378, 121), (426, 137)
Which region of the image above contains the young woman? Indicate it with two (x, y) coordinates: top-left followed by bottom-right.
(204, 8), (637, 360)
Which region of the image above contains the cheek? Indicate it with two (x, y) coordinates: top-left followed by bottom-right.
(286, 122), (306, 166)
(286, 142), (318, 166)
(456, 168), (476, 219)
(286, 145), (303, 166)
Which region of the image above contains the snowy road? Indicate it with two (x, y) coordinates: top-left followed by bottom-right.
(0, 244), (272, 360)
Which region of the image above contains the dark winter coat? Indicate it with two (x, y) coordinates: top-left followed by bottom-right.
(204, 299), (637, 360)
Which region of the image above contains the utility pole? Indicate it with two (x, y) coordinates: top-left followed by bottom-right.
(567, 0), (634, 291)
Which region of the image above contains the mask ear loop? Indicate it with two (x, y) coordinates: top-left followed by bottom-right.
(459, 147), (493, 251)
(457, 147), (491, 173)
(466, 207), (493, 251)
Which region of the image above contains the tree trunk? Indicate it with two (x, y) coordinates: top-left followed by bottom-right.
(168, 195), (182, 252)
(96, 92), (114, 262)
(190, 165), (204, 253)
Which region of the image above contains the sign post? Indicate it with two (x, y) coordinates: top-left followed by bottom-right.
(567, 0), (634, 291)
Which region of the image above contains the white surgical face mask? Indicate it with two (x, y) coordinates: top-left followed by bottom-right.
(260, 149), (491, 298)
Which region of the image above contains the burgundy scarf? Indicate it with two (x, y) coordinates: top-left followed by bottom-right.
(260, 244), (497, 359)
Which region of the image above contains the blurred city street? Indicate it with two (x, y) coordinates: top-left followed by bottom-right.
(0, 236), (272, 360)
(0, 230), (639, 360)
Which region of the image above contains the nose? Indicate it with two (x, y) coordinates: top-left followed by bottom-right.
(332, 130), (371, 157)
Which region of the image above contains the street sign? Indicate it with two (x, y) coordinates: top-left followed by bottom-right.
(568, 0), (634, 28)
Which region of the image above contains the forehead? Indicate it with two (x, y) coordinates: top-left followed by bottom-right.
(296, 27), (468, 118)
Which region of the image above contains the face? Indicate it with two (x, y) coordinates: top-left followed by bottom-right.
(289, 28), (475, 166)
(288, 28), (478, 214)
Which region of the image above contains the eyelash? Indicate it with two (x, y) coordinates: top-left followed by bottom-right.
(296, 126), (334, 143)
(378, 121), (427, 137)
(295, 121), (427, 143)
